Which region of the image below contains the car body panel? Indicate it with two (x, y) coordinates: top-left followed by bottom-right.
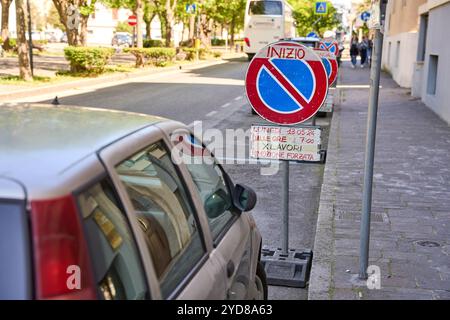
(0, 104), (263, 300)
(98, 123), (228, 299)
(0, 104), (164, 199)
(157, 121), (262, 300)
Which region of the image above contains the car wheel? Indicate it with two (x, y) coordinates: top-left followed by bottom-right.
(254, 262), (268, 300)
(247, 53), (255, 61)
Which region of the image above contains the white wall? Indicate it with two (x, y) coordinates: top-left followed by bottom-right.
(382, 32), (419, 88)
(87, 4), (132, 45)
(420, 1), (450, 124)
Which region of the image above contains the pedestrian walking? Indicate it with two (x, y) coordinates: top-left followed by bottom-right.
(367, 37), (373, 66)
(359, 36), (369, 68)
(350, 37), (359, 69)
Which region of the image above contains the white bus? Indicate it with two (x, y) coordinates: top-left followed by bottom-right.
(244, 0), (296, 61)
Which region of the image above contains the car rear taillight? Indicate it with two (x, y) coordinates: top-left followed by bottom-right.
(244, 37), (251, 47)
(30, 195), (97, 300)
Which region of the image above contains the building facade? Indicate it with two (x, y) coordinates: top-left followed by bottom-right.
(382, 0), (426, 88)
(412, 0), (450, 124)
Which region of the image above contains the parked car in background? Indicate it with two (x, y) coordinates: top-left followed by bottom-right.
(282, 36), (320, 49)
(0, 104), (267, 300)
(112, 32), (133, 48)
(60, 32), (68, 43)
(45, 31), (59, 43)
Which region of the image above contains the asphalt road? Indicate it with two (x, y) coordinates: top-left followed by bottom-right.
(40, 57), (331, 300)
(43, 57), (248, 126)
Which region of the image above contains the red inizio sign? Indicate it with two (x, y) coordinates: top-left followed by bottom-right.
(245, 41), (329, 125)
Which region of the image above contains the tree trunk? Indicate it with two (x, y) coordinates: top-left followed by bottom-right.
(1, 0), (12, 50)
(164, 0), (176, 47)
(199, 14), (211, 48)
(135, 0), (144, 48)
(159, 13), (166, 43)
(188, 14), (195, 45)
(230, 15), (236, 46)
(79, 14), (88, 46)
(52, 0), (80, 46)
(15, 0), (32, 81)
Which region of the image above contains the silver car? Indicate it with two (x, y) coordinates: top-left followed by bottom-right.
(0, 104), (267, 300)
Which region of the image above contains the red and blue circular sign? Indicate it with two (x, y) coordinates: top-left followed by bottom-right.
(245, 41), (328, 125)
(318, 39), (339, 56)
(314, 49), (338, 86)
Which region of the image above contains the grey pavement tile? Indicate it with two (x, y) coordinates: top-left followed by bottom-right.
(309, 62), (450, 300)
(332, 289), (359, 300)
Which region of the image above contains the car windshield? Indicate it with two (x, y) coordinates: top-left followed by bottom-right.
(249, 1), (283, 15)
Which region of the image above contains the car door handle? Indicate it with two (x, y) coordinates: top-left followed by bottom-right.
(226, 260), (235, 278)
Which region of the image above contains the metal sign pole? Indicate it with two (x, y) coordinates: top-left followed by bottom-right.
(359, 10), (385, 280)
(282, 160), (289, 255)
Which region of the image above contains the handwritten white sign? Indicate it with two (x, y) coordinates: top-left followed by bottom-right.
(250, 125), (322, 162)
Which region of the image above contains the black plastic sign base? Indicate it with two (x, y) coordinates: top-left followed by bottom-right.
(260, 247), (313, 288)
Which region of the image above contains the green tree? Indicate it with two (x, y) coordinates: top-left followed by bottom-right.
(211, 0), (245, 46)
(47, 3), (65, 30)
(103, 0), (145, 47)
(289, 0), (340, 37)
(116, 20), (133, 33)
(52, 0), (97, 46)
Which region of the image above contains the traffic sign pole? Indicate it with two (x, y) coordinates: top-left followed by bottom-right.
(282, 160), (289, 255)
(359, 1), (387, 280)
(246, 41), (329, 288)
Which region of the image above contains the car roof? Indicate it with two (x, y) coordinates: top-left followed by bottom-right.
(0, 104), (165, 198)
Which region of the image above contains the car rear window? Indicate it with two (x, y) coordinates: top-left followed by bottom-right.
(0, 200), (32, 299)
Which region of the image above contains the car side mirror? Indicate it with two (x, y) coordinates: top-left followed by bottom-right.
(233, 184), (257, 212)
(205, 189), (231, 219)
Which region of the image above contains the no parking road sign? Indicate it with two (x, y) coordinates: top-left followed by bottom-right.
(318, 39), (339, 56)
(314, 49), (338, 86)
(245, 41), (329, 125)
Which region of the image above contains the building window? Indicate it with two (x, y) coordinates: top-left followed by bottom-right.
(395, 41), (400, 68)
(427, 55), (438, 95)
(417, 14), (428, 62)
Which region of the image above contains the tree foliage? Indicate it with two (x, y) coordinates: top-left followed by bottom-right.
(289, 0), (340, 37)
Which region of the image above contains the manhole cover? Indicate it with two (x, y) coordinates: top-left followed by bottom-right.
(415, 240), (441, 248)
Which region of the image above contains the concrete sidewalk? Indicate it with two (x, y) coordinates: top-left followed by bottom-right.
(309, 61), (450, 300)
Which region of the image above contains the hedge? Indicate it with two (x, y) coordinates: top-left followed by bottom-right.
(180, 47), (215, 61)
(211, 38), (226, 46)
(143, 39), (164, 48)
(64, 46), (115, 73)
(125, 47), (176, 67)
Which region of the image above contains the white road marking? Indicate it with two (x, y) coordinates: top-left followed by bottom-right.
(234, 96), (243, 101)
(206, 110), (218, 117)
(221, 102), (231, 108)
